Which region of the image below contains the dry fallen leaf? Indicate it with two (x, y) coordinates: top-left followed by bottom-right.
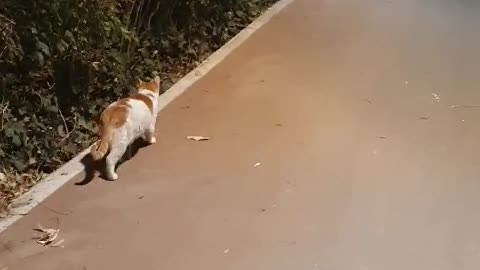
(187, 136), (210, 141)
(363, 98), (373, 104)
(91, 62), (100, 71)
(33, 224), (62, 246)
(51, 239), (65, 248)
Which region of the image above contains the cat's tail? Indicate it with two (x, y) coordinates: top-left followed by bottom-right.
(90, 125), (113, 160)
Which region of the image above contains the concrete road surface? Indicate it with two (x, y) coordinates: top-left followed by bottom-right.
(2, 0), (480, 269)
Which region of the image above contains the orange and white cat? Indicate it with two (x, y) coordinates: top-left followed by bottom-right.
(90, 76), (161, 180)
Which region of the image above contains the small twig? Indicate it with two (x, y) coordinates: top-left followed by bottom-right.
(54, 98), (69, 137)
(133, 0), (145, 31)
(58, 108), (69, 135)
(450, 105), (480, 109)
(0, 13), (15, 25)
(138, 0), (151, 32)
(146, 0), (161, 32)
(47, 82), (55, 90)
(60, 114), (77, 143)
(127, 0), (137, 27)
(34, 200), (72, 216)
(129, 59), (141, 70)
(0, 102), (9, 131)
(53, 216), (61, 227)
(0, 46), (7, 59)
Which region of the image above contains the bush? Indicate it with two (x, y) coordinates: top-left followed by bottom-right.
(0, 0), (278, 214)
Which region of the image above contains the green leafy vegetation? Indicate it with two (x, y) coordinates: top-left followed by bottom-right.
(0, 0), (277, 215)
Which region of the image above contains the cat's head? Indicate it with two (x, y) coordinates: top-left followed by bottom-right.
(136, 75), (161, 93)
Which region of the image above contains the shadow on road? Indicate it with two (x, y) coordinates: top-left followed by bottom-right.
(75, 139), (150, 185)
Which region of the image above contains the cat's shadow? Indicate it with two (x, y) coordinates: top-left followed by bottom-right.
(75, 138), (149, 185)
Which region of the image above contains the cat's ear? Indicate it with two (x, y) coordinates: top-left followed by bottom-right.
(135, 78), (144, 89)
(153, 75), (161, 85)
(152, 75), (161, 92)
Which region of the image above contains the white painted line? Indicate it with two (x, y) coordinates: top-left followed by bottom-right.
(0, 0), (295, 233)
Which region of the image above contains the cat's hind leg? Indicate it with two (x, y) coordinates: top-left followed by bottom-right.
(105, 140), (128, 180)
(144, 122), (156, 144)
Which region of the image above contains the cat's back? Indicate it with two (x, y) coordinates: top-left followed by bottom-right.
(125, 97), (152, 124)
(100, 96), (151, 128)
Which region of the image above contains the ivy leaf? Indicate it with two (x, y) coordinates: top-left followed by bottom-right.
(12, 134), (22, 146)
(34, 51), (45, 66)
(18, 107), (27, 116)
(64, 142), (77, 154)
(64, 30), (75, 43)
(4, 128), (14, 138)
(13, 160), (26, 172)
(37, 41), (50, 56)
(144, 58), (155, 66)
(57, 125), (66, 137)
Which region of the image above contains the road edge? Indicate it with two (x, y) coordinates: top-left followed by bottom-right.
(0, 0), (295, 233)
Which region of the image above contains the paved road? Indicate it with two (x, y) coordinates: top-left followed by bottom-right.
(2, 0), (480, 269)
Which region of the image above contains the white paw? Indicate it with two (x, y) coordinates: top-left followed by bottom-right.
(149, 137), (157, 144)
(108, 173), (118, 181)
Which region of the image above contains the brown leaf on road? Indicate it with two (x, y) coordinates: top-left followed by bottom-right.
(51, 239), (65, 248)
(32, 224), (63, 247)
(187, 136), (210, 141)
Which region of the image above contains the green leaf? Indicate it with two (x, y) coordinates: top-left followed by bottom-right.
(140, 48), (150, 58)
(18, 107), (27, 116)
(13, 160), (26, 172)
(64, 30), (75, 43)
(56, 42), (66, 53)
(144, 58), (155, 66)
(64, 142), (77, 154)
(4, 128), (14, 138)
(34, 51), (44, 66)
(12, 135), (22, 146)
(37, 41), (50, 56)
(57, 125), (66, 137)
(111, 51), (128, 66)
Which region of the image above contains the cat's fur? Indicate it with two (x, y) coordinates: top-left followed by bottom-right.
(90, 76), (161, 180)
